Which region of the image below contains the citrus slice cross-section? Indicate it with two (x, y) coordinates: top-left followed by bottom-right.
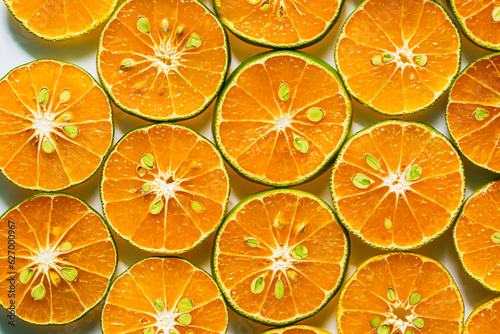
(337, 253), (465, 334)
(97, 0), (230, 122)
(213, 0), (345, 49)
(448, 0), (500, 51)
(335, 0), (461, 115)
(212, 189), (350, 326)
(330, 120), (465, 250)
(101, 257), (228, 334)
(447, 53), (500, 173)
(213, 50), (352, 187)
(3, 0), (118, 41)
(464, 296), (500, 334)
(454, 179), (500, 292)
(262, 325), (332, 334)
(0, 193), (118, 325)
(0, 60), (114, 192)
(101, 123), (230, 254)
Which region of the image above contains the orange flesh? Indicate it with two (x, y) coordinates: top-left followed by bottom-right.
(465, 297), (500, 334)
(215, 53), (350, 185)
(5, 0), (117, 40)
(447, 54), (500, 172)
(215, 0), (342, 47)
(0, 195), (117, 325)
(0, 60), (113, 191)
(101, 123), (229, 253)
(101, 257), (228, 334)
(262, 325), (332, 334)
(332, 122), (464, 249)
(98, 0), (228, 120)
(455, 180), (500, 291)
(338, 253), (464, 334)
(336, 0), (460, 115)
(214, 191), (348, 324)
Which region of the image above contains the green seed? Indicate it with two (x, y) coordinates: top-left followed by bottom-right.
(415, 55), (428, 66)
(413, 318), (425, 328)
(291, 245), (308, 259)
(370, 317), (382, 328)
(261, 1), (270, 10)
(137, 17), (151, 34)
(137, 166), (146, 176)
(59, 89), (71, 103)
(352, 174), (371, 189)
(62, 113), (71, 122)
(185, 33), (202, 49)
(275, 279), (284, 300)
(191, 201), (204, 213)
(274, 215), (285, 231)
(405, 165), (422, 182)
(383, 53), (393, 62)
(142, 184), (152, 193)
(251, 277), (265, 294)
(365, 155), (381, 171)
(406, 330), (415, 334)
(38, 87), (49, 106)
(293, 137), (309, 154)
(387, 288), (396, 301)
(307, 107), (325, 122)
(377, 325), (390, 334)
(141, 154), (155, 170)
(162, 19), (169, 34)
(246, 238), (260, 248)
(120, 59), (136, 71)
(178, 298), (193, 312)
(176, 26), (184, 36)
(61, 268), (78, 282)
(410, 74), (415, 81)
(32, 285), (46, 300)
(19, 269), (34, 284)
(150, 200), (164, 215)
(143, 329), (154, 334)
(491, 232), (500, 244)
(155, 297), (165, 311)
(493, 8), (500, 22)
(178, 313), (192, 325)
(63, 125), (79, 138)
(42, 139), (55, 154)
(474, 108), (489, 121)
(384, 219), (392, 231)
(277, 7), (283, 20)
(372, 55), (382, 66)
(410, 292), (421, 305)
(59, 241), (73, 251)
(248, 0), (260, 3)
(278, 83), (290, 101)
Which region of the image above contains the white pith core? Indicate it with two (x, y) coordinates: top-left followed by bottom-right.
(268, 244), (297, 273)
(30, 104), (61, 148)
(148, 171), (182, 199)
(381, 170), (412, 198)
(152, 310), (181, 333)
(378, 298), (423, 332)
(274, 113), (292, 131)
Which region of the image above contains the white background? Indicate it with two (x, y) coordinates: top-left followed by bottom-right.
(0, 0), (498, 333)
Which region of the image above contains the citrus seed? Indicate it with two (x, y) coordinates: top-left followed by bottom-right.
(150, 200), (164, 215)
(275, 279), (284, 300)
(141, 154), (155, 170)
(474, 108), (489, 121)
(307, 107), (325, 122)
(59, 241), (72, 251)
(120, 59), (136, 71)
(352, 174), (371, 189)
(59, 89), (71, 103)
(377, 325), (390, 334)
(38, 87), (49, 106)
(387, 288), (396, 301)
(185, 33), (202, 49)
(491, 233), (500, 244)
(410, 292), (421, 305)
(178, 298), (193, 312)
(413, 318), (425, 328)
(370, 317), (382, 327)
(191, 201), (204, 213)
(32, 285), (46, 300)
(63, 125), (79, 138)
(42, 139), (55, 154)
(405, 165), (422, 181)
(178, 314), (192, 325)
(19, 269), (34, 284)
(293, 137), (309, 154)
(372, 55), (382, 66)
(137, 17), (151, 34)
(365, 155), (381, 171)
(278, 83), (290, 101)
(155, 297), (165, 311)
(245, 238), (260, 248)
(291, 245), (308, 259)
(61, 268), (78, 282)
(384, 219), (392, 231)
(251, 277), (265, 294)
(415, 55), (428, 67)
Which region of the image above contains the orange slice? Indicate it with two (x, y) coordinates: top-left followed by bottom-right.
(0, 193), (117, 325)
(0, 60), (114, 191)
(262, 325), (332, 334)
(337, 253), (465, 334)
(100, 123), (230, 254)
(213, 0), (345, 49)
(4, 0), (118, 40)
(446, 53), (500, 173)
(97, 0), (230, 122)
(454, 179), (500, 292)
(464, 296), (500, 334)
(335, 0), (461, 115)
(330, 120), (465, 250)
(101, 257), (228, 334)
(213, 50), (352, 187)
(212, 189), (350, 326)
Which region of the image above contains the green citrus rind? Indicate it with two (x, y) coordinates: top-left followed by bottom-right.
(213, 50), (352, 188)
(212, 188), (350, 327)
(334, 0), (462, 116)
(261, 325), (333, 334)
(96, 0), (230, 122)
(0, 192), (118, 326)
(100, 122), (231, 255)
(0, 59), (114, 193)
(212, 0), (345, 49)
(330, 119), (466, 251)
(463, 296), (500, 333)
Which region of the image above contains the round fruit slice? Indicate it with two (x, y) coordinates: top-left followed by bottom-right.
(3, 0), (118, 41)
(335, 0), (461, 116)
(0, 60), (114, 192)
(97, 0), (229, 122)
(330, 120), (465, 250)
(337, 253), (465, 334)
(262, 325), (332, 334)
(213, 0), (344, 49)
(464, 296), (500, 334)
(454, 179), (500, 292)
(0, 193), (118, 325)
(448, 0), (500, 51)
(213, 50), (352, 187)
(101, 123), (230, 254)
(446, 53), (500, 173)
(212, 189), (350, 326)
(101, 257), (228, 334)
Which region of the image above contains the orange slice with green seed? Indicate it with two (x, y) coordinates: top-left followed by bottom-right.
(464, 296), (500, 334)
(0, 193), (117, 325)
(337, 253), (464, 334)
(262, 325), (332, 334)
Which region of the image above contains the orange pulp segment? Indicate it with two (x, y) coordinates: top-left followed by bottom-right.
(464, 296), (500, 334)
(262, 325), (332, 334)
